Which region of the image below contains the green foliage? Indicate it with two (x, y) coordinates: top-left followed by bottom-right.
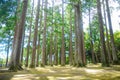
(0, 0), (17, 25)
(0, 0), (17, 53)
(114, 31), (120, 60)
(82, 0), (97, 13)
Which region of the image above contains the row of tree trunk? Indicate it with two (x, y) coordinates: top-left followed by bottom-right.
(8, 0), (118, 71)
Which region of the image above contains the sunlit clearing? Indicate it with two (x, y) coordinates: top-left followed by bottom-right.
(85, 69), (103, 74)
(11, 74), (36, 80)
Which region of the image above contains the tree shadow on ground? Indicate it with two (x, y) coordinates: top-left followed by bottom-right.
(0, 66), (120, 80)
(0, 73), (14, 80)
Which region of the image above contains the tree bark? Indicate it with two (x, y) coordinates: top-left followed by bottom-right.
(102, 0), (112, 63)
(25, 0), (34, 67)
(6, 31), (10, 67)
(30, 0), (40, 68)
(97, 0), (110, 67)
(74, 7), (78, 66)
(54, 34), (58, 65)
(69, 7), (73, 65)
(75, 1), (86, 66)
(36, 0), (43, 67)
(20, 25), (25, 65)
(105, 0), (118, 64)
(41, 0), (47, 67)
(9, 0), (21, 66)
(9, 0), (28, 71)
(89, 1), (96, 64)
(61, 0), (65, 66)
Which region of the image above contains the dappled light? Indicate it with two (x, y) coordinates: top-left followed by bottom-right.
(1, 65), (120, 80)
(85, 69), (103, 74)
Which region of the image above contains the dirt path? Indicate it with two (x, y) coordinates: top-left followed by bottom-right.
(0, 65), (120, 80)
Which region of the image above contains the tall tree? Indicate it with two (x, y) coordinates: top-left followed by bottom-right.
(36, 0), (43, 67)
(102, 0), (112, 63)
(54, 34), (58, 65)
(9, 0), (21, 66)
(74, 0), (86, 66)
(61, 0), (66, 66)
(41, 0), (47, 67)
(105, 0), (118, 64)
(69, 5), (73, 65)
(20, 24), (25, 65)
(74, 6), (79, 66)
(9, 0), (28, 71)
(30, 0), (40, 68)
(5, 31), (10, 67)
(88, 0), (96, 64)
(25, 0), (34, 67)
(49, 0), (54, 66)
(97, 0), (109, 67)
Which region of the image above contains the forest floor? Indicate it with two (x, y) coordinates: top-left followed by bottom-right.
(0, 64), (120, 80)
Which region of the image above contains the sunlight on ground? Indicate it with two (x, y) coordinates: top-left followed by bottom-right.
(0, 65), (120, 80)
(85, 69), (103, 74)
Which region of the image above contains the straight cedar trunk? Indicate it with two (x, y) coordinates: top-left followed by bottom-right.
(69, 8), (73, 65)
(9, 0), (21, 65)
(74, 7), (79, 66)
(105, 0), (118, 64)
(76, 3), (80, 66)
(41, 0), (47, 67)
(36, 34), (40, 67)
(6, 31), (10, 67)
(97, 0), (110, 67)
(61, 0), (65, 66)
(20, 26), (25, 65)
(30, 0), (40, 68)
(54, 34), (58, 65)
(36, 1), (43, 67)
(79, 1), (86, 65)
(89, 2), (96, 64)
(25, 0), (34, 67)
(75, 1), (86, 66)
(54, 12), (58, 65)
(49, 35), (53, 66)
(49, 0), (54, 66)
(102, 0), (112, 63)
(59, 48), (61, 64)
(9, 0), (28, 71)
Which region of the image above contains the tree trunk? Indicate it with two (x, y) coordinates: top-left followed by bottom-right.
(74, 7), (80, 66)
(75, 1), (86, 66)
(105, 0), (118, 64)
(36, 34), (40, 67)
(6, 32), (10, 67)
(20, 25), (25, 65)
(49, 0), (54, 66)
(61, 0), (65, 66)
(25, 0), (34, 67)
(41, 0), (47, 67)
(9, 0), (21, 66)
(30, 0), (40, 68)
(97, 0), (110, 67)
(36, 0), (43, 67)
(54, 34), (58, 65)
(9, 0), (28, 71)
(102, 0), (112, 63)
(80, 1), (86, 65)
(69, 7), (73, 65)
(89, 1), (96, 64)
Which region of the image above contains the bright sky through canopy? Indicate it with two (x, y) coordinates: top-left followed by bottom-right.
(34, 0), (120, 32)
